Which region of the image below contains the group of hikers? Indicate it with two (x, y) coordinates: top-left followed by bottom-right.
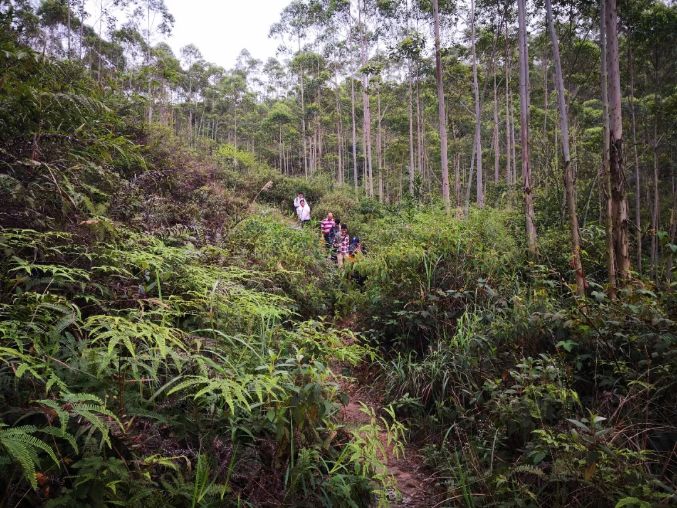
(294, 192), (364, 267)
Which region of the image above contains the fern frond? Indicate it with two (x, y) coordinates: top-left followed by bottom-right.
(0, 424), (60, 489)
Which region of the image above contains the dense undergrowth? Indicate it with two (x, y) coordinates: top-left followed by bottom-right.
(0, 36), (402, 507)
(337, 204), (676, 506)
(1, 21), (676, 508)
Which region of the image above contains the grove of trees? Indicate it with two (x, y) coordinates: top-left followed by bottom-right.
(0, 0), (675, 506)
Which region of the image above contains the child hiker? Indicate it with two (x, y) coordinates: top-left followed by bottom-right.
(336, 223), (350, 267)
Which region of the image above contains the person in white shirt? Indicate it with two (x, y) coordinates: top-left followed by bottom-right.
(293, 192), (305, 209)
(296, 198), (311, 227)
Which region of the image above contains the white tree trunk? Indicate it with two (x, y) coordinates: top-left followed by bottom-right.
(432, 0), (450, 210)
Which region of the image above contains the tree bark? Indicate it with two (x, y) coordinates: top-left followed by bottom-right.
(546, 0), (586, 296)
(517, 0), (538, 255)
(493, 70), (500, 184)
(605, 0), (631, 283)
(600, 0), (617, 299)
(298, 43), (308, 178)
(504, 15), (513, 184)
(377, 89), (384, 202)
(455, 152), (461, 208)
(359, 0), (374, 197)
(66, 0), (72, 59)
(351, 77), (359, 192)
(471, 0), (483, 208)
(432, 0), (450, 211)
(651, 121), (659, 277)
(408, 68), (415, 195)
(362, 81), (373, 196)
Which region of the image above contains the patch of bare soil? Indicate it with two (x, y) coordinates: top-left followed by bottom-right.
(334, 364), (443, 507)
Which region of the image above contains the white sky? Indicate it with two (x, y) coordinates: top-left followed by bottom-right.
(83, 0), (288, 69)
(163, 0), (286, 68)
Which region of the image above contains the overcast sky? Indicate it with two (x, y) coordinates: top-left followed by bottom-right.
(163, 0), (286, 68)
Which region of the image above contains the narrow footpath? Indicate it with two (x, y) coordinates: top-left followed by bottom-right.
(335, 365), (441, 507)
(330, 327), (443, 507)
(285, 211), (442, 506)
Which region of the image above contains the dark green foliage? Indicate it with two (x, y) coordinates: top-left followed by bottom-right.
(1, 2), (675, 506)
(337, 207), (676, 505)
(0, 29), (392, 507)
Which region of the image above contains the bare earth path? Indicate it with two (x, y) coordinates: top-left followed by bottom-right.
(333, 361), (443, 507)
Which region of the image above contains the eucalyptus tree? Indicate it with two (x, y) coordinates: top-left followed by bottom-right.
(469, 0), (482, 208)
(431, 0), (450, 210)
(545, 0), (586, 295)
(270, 1), (316, 177)
(605, 0), (630, 284)
(517, 0), (537, 255)
(180, 44), (203, 142)
(394, 28), (425, 196)
(266, 101), (294, 172)
(623, 1), (676, 280)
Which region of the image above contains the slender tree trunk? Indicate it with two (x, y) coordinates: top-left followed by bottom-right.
(546, 0), (586, 296)
(351, 78), (358, 192)
(335, 77), (344, 184)
(651, 122), (659, 277)
(606, 0), (631, 283)
(337, 117), (343, 184)
(465, 141), (476, 216)
(543, 48), (548, 140)
(517, 0), (538, 255)
(667, 177), (676, 283)
(600, 0), (617, 299)
(650, 46), (661, 279)
(66, 0), (72, 59)
(504, 16), (513, 184)
(377, 89), (384, 202)
(146, 1), (153, 123)
(511, 92), (517, 185)
(493, 71), (500, 183)
(455, 152), (461, 207)
(233, 110), (238, 151)
(298, 39), (308, 178)
(279, 122), (284, 173)
(78, 1), (84, 59)
(359, 0), (373, 197)
(471, 0), (483, 207)
(98, 0), (104, 82)
(629, 47), (642, 273)
(432, 0), (450, 211)
(362, 84), (373, 196)
(416, 82), (424, 187)
(408, 69), (416, 195)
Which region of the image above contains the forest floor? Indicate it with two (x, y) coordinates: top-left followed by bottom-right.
(332, 319), (443, 507)
(335, 364), (441, 507)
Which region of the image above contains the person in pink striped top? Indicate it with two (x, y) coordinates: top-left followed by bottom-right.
(320, 212), (335, 247)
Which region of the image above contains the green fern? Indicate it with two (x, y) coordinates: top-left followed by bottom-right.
(0, 424), (60, 490)
(167, 374), (253, 415)
(84, 315), (187, 373)
(38, 393), (122, 449)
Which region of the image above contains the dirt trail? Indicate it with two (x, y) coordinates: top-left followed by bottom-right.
(334, 363), (442, 507)
(279, 218), (441, 505)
